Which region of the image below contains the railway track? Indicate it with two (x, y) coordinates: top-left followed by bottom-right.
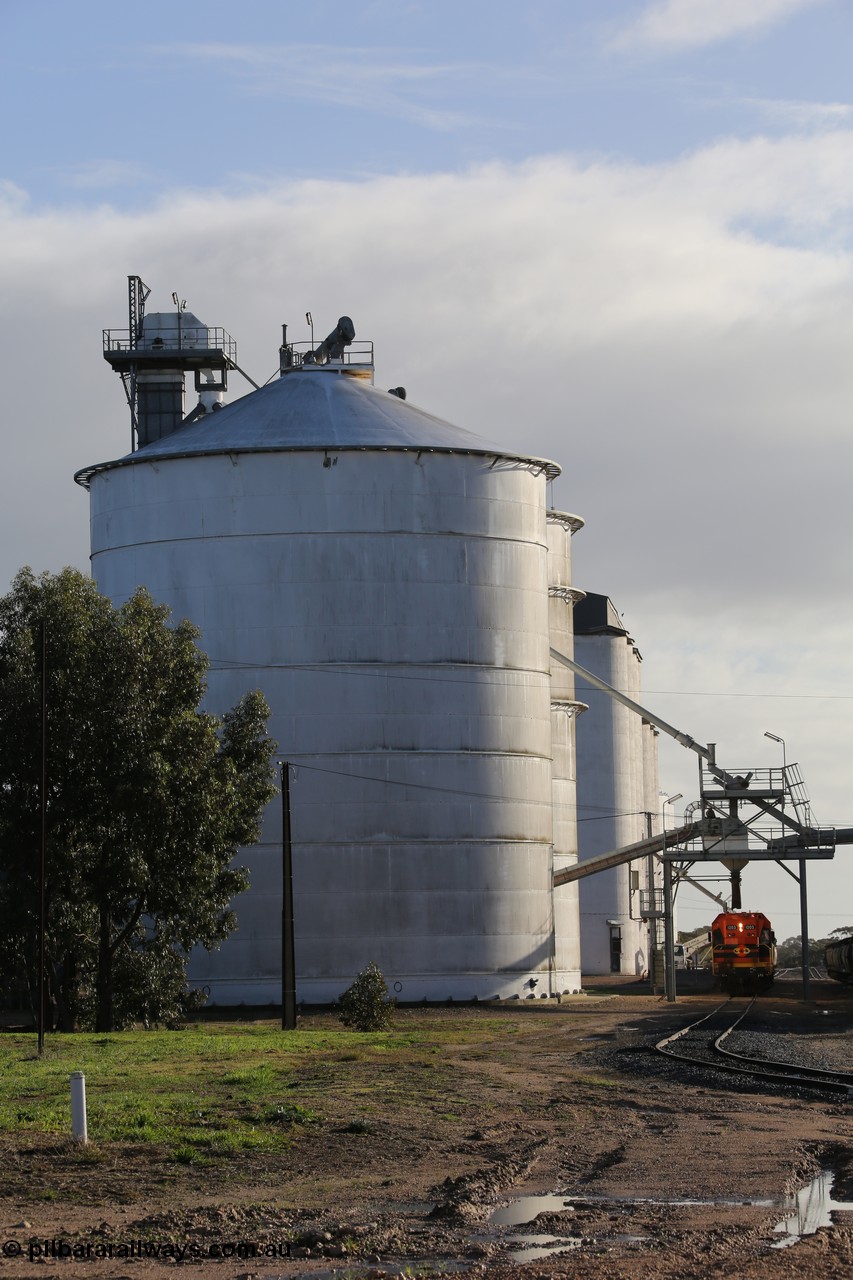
(654, 999), (853, 1097)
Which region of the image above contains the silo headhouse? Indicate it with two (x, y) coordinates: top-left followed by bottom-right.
(78, 287), (587, 1002)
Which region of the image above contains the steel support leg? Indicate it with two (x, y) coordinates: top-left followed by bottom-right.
(663, 858), (676, 1003)
(799, 858), (810, 1002)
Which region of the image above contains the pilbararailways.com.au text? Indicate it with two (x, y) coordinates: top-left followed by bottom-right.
(3, 1238), (291, 1263)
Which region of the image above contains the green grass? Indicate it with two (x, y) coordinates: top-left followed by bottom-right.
(0, 1013), (517, 1162)
(0, 1026), (332, 1158)
(576, 1073), (621, 1089)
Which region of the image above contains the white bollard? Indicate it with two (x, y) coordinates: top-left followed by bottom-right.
(70, 1071), (88, 1144)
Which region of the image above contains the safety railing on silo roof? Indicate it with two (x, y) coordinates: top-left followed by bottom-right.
(103, 326), (238, 361)
(282, 339), (374, 370)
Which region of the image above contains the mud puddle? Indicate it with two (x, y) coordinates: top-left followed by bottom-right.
(488, 1195), (574, 1225)
(488, 1190), (775, 1225)
(504, 1233), (582, 1262)
(285, 1265), (469, 1279)
(483, 1188), (774, 1263)
(773, 1168), (853, 1248)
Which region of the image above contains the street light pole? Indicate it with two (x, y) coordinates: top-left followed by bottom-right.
(279, 761), (297, 1031)
(662, 792), (682, 1004)
(38, 620), (46, 1056)
(765, 732), (808, 999)
(645, 811), (658, 993)
(764, 731), (786, 774)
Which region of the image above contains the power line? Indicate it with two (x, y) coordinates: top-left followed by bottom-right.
(625, 690), (853, 702)
(209, 658), (555, 688)
(577, 810), (650, 824)
(207, 654), (851, 820)
(207, 656), (853, 702)
(281, 757), (648, 820)
(578, 684), (853, 702)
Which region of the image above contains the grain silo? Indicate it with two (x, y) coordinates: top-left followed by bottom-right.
(79, 294), (587, 1002)
(545, 512), (586, 982)
(573, 593), (661, 975)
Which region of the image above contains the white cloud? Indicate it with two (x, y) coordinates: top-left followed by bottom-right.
(157, 42), (521, 131)
(3, 134), (853, 925)
(742, 97), (853, 130)
(609, 0), (826, 53)
(0, 181), (29, 214)
(64, 159), (156, 190)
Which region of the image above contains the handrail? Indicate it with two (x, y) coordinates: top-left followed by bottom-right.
(103, 326), (237, 361)
(281, 339), (374, 372)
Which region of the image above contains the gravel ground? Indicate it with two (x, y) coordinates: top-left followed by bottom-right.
(600, 995), (853, 1101)
(727, 1025), (853, 1073)
(3, 980), (853, 1279)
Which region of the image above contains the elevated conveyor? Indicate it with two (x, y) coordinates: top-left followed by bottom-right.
(549, 645), (845, 1001)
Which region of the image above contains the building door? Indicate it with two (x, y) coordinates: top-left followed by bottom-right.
(609, 926), (622, 973)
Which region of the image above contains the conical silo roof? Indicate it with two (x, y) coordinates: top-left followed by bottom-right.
(75, 368), (559, 486)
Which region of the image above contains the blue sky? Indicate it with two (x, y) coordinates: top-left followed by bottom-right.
(4, 0), (851, 208)
(3, 0), (853, 936)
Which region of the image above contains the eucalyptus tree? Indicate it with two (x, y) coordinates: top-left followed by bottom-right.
(0, 567), (276, 1030)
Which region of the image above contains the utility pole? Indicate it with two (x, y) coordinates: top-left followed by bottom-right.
(280, 761), (297, 1030)
(645, 812), (661, 994)
(38, 620), (46, 1056)
(662, 793), (682, 1003)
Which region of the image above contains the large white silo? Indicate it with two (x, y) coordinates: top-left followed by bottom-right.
(573, 593), (660, 976)
(546, 512), (587, 982)
(79, 321), (584, 1002)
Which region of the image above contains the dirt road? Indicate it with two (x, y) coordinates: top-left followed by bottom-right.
(2, 978), (852, 1279)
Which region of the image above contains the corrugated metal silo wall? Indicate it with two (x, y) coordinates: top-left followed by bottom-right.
(89, 448), (560, 1002)
(574, 633), (651, 975)
(546, 512), (584, 989)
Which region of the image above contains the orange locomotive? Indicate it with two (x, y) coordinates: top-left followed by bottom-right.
(710, 911), (776, 991)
